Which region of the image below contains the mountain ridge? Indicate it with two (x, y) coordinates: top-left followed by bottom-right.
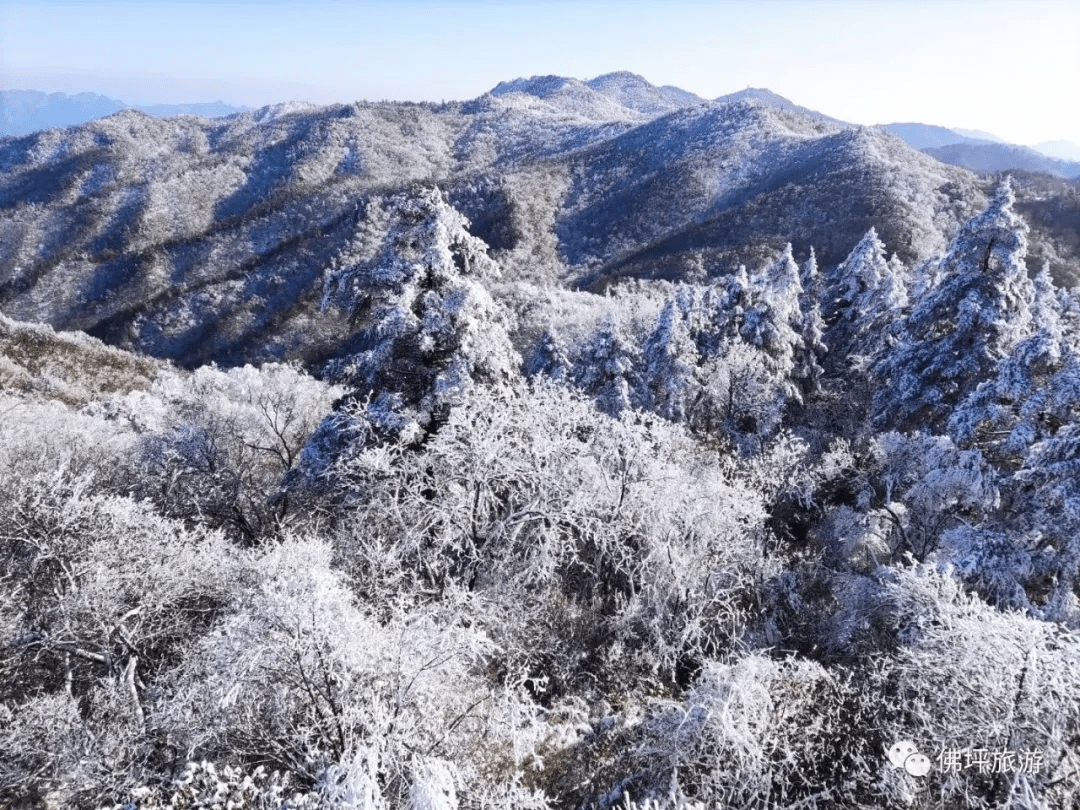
(0, 77), (993, 370)
(2, 72), (1078, 372)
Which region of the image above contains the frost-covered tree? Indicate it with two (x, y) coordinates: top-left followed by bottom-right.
(571, 311), (641, 417)
(874, 179), (1035, 430)
(949, 264), (1068, 455)
(739, 244), (804, 400)
(0, 469), (242, 806)
(793, 249), (827, 399)
(523, 327), (572, 382)
(638, 293), (700, 422)
(826, 228), (908, 365)
(322, 187), (519, 404)
(299, 188), (521, 480)
(113, 362), (342, 542)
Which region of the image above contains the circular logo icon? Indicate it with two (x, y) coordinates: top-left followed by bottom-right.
(887, 740), (918, 769)
(886, 740), (931, 777)
(904, 753), (931, 777)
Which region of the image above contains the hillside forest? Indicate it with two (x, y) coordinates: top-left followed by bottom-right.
(1, 74), (1079, 810)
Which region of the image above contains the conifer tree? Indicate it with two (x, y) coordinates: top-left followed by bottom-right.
(571, 311), (641, 417)
(297, 187), (520, 476)
(524, 328), (572, 382)
(826, 228), (908, 364)
(639, 294), (700, 422)
(794, 248), (827, 399)
(740, 244), (804, 402)
(873, 179), (1035, 430)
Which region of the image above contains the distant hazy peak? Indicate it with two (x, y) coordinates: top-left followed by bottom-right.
(952, 127), (1006, 144)
(923, 142), (1080, 179)
(1035, 139), (1080, 162)
(881, 123), (995, 150)
(0, 89), (247, 137)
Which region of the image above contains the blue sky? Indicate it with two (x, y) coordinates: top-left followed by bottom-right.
(1, 0), (1077, 146)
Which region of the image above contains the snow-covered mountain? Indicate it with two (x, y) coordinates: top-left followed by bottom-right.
(0, 71), (1077, 373)
(880, 121), (1080, 179)
(925, 142), (1080, 179)
(0, 74), (997, 369)
(715, 87), (843, 124)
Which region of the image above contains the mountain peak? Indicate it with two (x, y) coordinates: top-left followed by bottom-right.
(716, 87), (794, 106)
(585, 72), (702, 115)
(488, 72), (701, 118)
(490, 75), (580, 100)
(585, 71), (653, 90)
(714, 88), (842, 125)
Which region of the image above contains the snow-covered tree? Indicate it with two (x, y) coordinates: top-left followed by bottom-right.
(638, 293), (700, 422)
(949, 263), (1067, 455)
(322, 187), (519, 406)
(826, 228), (908, 365)
(298, 188), (521, 482)
(794, 249), (827, 399)
(115, 363), (343, 542)
(523, 328), (572, 382)
(571, 311), (641, 417)
(873, 179), (1035, 430)
(740, 244), (804, 398)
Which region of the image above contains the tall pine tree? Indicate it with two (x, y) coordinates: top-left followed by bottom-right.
(873, 179), (1035, 430)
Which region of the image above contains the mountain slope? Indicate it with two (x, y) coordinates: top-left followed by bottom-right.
(1036, 139), (1080, 162)
(715, 88), (844, 124)
(881, 122), (994, 150)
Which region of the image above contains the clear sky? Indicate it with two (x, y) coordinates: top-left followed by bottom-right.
(1, 0), (1077, 146)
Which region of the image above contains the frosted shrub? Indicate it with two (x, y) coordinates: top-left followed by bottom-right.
(636, 654), (839, 808)
(118, 362), (342, 541)
(884, 567), (1080, 809)
(162, 537), (545, 808)
(106, 761), (320, 810)
(330, 380), (767, 688)
(0, 465), (244, 805)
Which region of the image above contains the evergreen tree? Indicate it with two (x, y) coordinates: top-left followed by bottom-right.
(949, 263), (1066, 453)
(297, 187), (520, 477)
(524, 328), (572, 382)
(873, 179), (1035, 430)
(740, 244), (804, 403)
(794, 248), (827, 399)
(639, 293), (700, 422)
(826, 228), (908, 364)
(571, 311), (641, 417)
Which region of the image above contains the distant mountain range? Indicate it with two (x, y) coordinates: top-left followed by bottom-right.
(880, 122), (1080, 178)
(0, 90), (247, 136)
(1036, 139), (1080, 162)
(3, 84), (1078, 181)
(0, 71), (1077, 371)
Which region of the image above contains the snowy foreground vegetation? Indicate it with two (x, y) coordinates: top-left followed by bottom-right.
(2, 76), (1080, 809)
